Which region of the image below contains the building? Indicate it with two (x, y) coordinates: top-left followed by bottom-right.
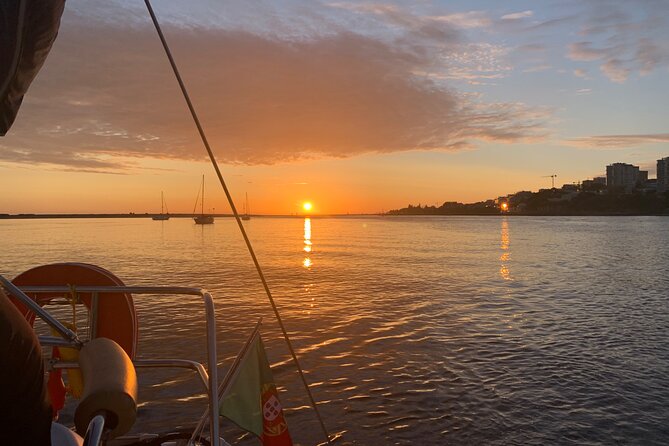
(582, 179), (606, 192)
(638, 170), (648, 185)
(606, 163), (643, 192)
(640, 178), (658, 194)
(658, 157), (669, 193)
(508, 191), (533, 205)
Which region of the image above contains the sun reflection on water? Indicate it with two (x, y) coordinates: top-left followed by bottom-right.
(500, 218), (511, 281)
(303, 217), (312, 269)
(302, 218), (315, 314)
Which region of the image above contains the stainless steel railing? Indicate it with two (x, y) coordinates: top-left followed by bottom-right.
(0, 277), (220, 445)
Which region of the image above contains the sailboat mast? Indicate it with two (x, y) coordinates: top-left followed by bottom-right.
(161, 191), (164, 214)
(201, 174), (205, 216)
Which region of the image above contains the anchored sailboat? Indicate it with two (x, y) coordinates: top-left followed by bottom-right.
(151, 191), (170, 220)
(193, 175), (214, 224)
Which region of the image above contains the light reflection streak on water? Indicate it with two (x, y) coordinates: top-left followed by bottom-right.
(303, 217), (312, 269)
(499, 217), (511, 281)
(303, 218), (315, 314)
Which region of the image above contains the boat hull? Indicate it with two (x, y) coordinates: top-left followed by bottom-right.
(194, 215), (214, 224)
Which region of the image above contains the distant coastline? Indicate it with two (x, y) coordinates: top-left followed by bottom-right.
(1, 211), (668, 219)
(388, 188), (669, 217)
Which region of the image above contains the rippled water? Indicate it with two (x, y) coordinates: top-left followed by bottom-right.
(1, 216), (668, 445)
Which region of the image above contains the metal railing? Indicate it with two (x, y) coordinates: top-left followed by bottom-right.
(0, 277), (220, 444)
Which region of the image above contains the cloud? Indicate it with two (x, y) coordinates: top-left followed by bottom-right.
(566, 3), (669, 83)
(635, 38), (665, 74)
(329, 3), (490, 31)
(501, 11), (533, 21)
(0, 10), (546, 171)
(600, 59), (630, 83)
(568, 42), (609, 61)
(327, 2), (461, 41)
(437, 43), (512, 81)
(431, 11), (491, 29)
(564, 133), (669, 149)
(573, 68), (589, 78)
(0, 143), (133, 171)
(325, 4), (513, 82)
(568, 38), (667, 82)
(526, 16), (578, 31)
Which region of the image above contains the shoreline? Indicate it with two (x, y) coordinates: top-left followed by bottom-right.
(1, 212), (668, 220)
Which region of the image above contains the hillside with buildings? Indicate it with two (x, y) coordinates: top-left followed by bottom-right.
(389, 156), (669, 216)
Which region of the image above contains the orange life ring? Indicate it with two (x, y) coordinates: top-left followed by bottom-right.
(11, 263), (138, 359)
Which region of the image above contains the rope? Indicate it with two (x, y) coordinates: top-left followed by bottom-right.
(191, 182), (201, 216)
(143, 2), (331, 444)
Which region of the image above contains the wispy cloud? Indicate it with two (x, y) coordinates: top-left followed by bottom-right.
(431, 11), (491, 29)
(568, 42), (609, 61)
(437, 43), (512, 81)
(327, 2), (461, 41)
(573, 68), (590, 79)
(526, 16), (578, 31)
(565, 3), (669, 83)
(564, 134), (669, 149)
(501, 10), (533, 21)
(600, 59), (630, 83)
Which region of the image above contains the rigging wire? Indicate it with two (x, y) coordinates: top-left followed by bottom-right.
(191, 183), (201, 216)
(143, 1), (332, 444)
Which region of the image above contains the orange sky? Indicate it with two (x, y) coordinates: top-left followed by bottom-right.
(1, 1), (668, 214)
(1, 151), (552, 215)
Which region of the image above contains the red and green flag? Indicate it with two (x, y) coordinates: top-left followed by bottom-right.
(220, 330), (293, 446)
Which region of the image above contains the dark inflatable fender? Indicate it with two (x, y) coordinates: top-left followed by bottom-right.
(0, 0), (65, 136)
(0, 289), (52, 444)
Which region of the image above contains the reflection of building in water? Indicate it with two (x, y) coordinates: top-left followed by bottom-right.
(500, 218), (511, 281)
(303, 218), (312, 269)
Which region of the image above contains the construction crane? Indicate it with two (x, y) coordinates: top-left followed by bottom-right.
(542, 174), (558, 188)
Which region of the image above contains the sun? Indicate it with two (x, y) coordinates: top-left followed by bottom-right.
(303, 202), (313, 212)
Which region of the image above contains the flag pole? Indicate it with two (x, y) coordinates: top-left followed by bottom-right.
(143, 2), (331, 444)
(190, 320), (263, 443)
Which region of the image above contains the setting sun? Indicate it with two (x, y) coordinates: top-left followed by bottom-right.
(303, 202), (313, 212)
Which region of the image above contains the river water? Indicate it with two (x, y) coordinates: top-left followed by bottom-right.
(1, 216), (668, 445)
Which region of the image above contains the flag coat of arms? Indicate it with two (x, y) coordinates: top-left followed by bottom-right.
(220, 330), (293, 446)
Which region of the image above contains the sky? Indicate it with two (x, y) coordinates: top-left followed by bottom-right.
(1, 0), (668, 214)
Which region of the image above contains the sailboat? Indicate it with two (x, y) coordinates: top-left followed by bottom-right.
(241, 192), (251, 220)
(151, 191), (170, 220)
(193, 175), (214, 224)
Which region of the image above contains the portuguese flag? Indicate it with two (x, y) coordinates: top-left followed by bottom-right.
(220, 330), (293, 446)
